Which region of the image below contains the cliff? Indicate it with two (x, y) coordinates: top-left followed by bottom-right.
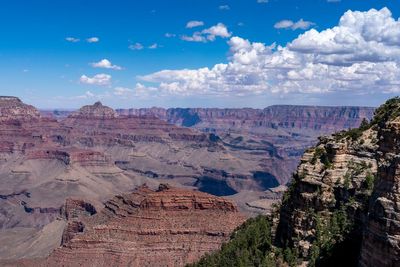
(117, 106), (375, 186)
(7, 185), (245, 267)
(273, 98), (400, 266)
(190, 97), (400, 267)
(117, 106), (374, 134)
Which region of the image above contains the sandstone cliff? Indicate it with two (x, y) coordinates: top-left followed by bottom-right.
(275, 98), (400, 266)
(189, 98), (400, 267)
(6, 185), (245, 267)
(117, 106), (374, 186)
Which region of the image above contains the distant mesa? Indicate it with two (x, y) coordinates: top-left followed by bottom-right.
(68, 101), (118, 119)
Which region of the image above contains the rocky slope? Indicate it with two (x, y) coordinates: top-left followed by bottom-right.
(275, 98), (400, 266)
(189, 98), (400, 267)
(359, 100), (400, 267)
(4, 184), (245, 267)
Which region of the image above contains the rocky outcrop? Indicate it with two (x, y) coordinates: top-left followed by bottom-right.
(359, 101), (400, 267)
(19, 185), (245, 267)
(0, 96), (40, 122)
(273, 98), (400, 266)
(69, 101), (118, 119)
(276, 127), (378, 264)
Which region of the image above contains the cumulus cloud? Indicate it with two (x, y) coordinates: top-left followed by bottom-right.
(80, 74), (112, 86)
(129, 43), (144, 50)
(181, 23), (231, 42)
(86, 37), (99, 43)
(90, 59), (122, 70)
(66, 37), (80, 42)
(186, 20), (204, 28)
(274, 19), (315, 30)
(138, 8), (400, 99)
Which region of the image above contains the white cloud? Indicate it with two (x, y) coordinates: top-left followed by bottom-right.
(203, 23), (232, 40)
(138, 8), (400, 99)
(186, 20), (204, 28)
(327, 0), (341, 2)
(86, 37), (99, 43)
(129, 43), (144, 50)
(149, 43), (158, 49)
(113, 87), (133, 97)
(76, 91), (95, 99)
(181, 23), (231, 42)
(181, 33), (206, 42)
(66, 37), (80, 42)
(80, 74), (112, 86)
(257, 0), (268, 3)
(219, 5), (230, 10)
(90, 59), (122, 70)
(274, 19), (315, 30)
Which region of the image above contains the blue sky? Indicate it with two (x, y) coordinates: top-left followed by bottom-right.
(0, 0), (399, 108)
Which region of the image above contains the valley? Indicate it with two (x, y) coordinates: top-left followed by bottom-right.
(1, 96), (373, 265)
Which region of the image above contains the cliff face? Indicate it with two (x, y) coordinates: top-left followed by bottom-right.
(117, 106), (374, 133)
(117, 106), (375, 186)
(276, 129), (378, 265)
(14, 185), (245, 267)
(359, 101), (400, 266)
(274, 98), (400, 266)
(187, 98), (400, 267)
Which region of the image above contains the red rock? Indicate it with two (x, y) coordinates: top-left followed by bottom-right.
(14, 185), (245, 267)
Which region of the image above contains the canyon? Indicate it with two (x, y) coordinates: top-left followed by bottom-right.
(0, 96), (375, 265)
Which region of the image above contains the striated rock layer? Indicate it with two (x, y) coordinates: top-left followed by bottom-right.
(359, 107), (400, 266)
(117, 106), (375, 185)
(9, 185), (245, 267)
(273, 98), (400, 266)
(0, 97), (377, 263)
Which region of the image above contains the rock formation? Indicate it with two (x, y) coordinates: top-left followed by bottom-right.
(359, 100), (400, 267)
(6, 185), (245, 267)
(188, 98), (400, 267)
(274, 98), (400, 266)
(0, 96), (40, 122)
(0, 97), (379, 264)
(117, 106), (375, 185)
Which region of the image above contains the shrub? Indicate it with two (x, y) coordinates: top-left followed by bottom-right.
(365, 173), (375, 191)
(187, 216), (274, 267)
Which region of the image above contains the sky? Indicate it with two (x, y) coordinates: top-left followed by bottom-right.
(0, 0), (399, 109)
